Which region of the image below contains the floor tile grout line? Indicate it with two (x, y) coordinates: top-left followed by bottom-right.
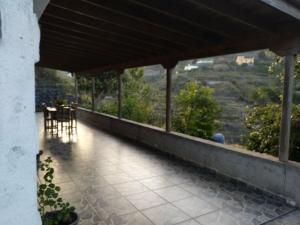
(260, 208), (298, 225)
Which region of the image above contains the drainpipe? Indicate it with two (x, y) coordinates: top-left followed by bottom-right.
(279, 55), (295, 162)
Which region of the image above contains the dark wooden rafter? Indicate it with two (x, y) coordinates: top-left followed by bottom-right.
(42, 14), (179, 53)
(41, 29), (145, 58)
(42, 11), (186, 51)
(259, 0), (300, 20)
(126, 0), (246, 39)
(185, 0), (277, 34)
(48, 1), (202, 47)
(83, 0), (228, 42)
(41, 22), (165, 56)
(41, 39), (126, 61)
(41, 35), (130, 60)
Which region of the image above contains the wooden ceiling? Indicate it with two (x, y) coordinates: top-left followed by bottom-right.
(38, 0), (300, 74)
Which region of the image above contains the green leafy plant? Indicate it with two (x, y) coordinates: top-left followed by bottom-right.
(38, 157), (75, 225)
(172, 81), (221, 139)
(244, 103), (300, 162)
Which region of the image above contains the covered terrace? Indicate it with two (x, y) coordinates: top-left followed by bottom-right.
(1, 0), (300, 225)
(36, 0), (300, 224)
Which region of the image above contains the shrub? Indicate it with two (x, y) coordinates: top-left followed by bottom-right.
(172, 81), (221, 139)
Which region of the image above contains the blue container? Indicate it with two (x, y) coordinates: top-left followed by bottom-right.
(212, 133), (225, 144)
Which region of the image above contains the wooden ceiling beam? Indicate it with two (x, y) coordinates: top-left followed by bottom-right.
(41, 29), (144, 58)
(42, 11), (184, 51)
(41, 22), (165, 56)
(42, 14), (174, 53)
(48, 1), (203, 47)
(41, 26), (160, 57)
(259, 0), (300, 21)
(41, 36), (130, 60)
(185, 0), (276, 34)
(83, 0), (226, 42)
(126, 0), (243, 39)
(40, 40), (125, 61)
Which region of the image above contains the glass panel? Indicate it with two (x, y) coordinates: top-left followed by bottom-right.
(171, 50), (281, 152)
(122, 66), (166, 128)
(35, 67), (75, 110)
(290, 54), (300, 162)
(78, 76), (92, 110)
(94, 71), (118, 116)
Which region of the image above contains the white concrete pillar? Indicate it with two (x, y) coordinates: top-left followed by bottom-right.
(279, 55), (295, 162)
(0, 1), (42, 225)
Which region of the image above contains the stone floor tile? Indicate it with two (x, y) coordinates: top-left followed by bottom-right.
(103, 173), (135, 185)
(113, 181), (149, 196)
(140, 176), (175, 190)
(154, 186), (192, 202)
(142, 203), (190, 225)
(126, 191), (167, 210)
(173, 196), (218, 218)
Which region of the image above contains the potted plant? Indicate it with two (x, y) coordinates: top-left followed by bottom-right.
(38, 157), (79, 225)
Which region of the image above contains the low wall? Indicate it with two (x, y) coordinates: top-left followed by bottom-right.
(78, 108), (300, 206)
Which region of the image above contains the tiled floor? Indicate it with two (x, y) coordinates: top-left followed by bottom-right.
(37, 114), (298, 225)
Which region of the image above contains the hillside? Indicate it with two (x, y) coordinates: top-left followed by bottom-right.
(144, 50), (277, 144)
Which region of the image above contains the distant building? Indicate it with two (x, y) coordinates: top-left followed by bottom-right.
(236, 56), (255, 65)
(196, 59), (214, 65)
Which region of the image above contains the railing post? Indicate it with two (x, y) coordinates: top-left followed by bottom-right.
(163, 62), (177, 132)
(92, 76), (96, 111)
(73, 73), (78, 103)
(279, 55), (295, 162)
(117, 70), (124, 119)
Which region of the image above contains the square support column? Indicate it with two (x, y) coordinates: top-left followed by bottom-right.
(92, 76), (96, 111)
(73, 73), (78, 103)
(163, 63), (177, 132)
(279, 55), (295, 162)
(117, 70), (124, 119)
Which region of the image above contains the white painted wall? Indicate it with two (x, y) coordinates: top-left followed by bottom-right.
(0, 1), (41, 224)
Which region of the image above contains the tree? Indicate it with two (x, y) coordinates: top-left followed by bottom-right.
(121, 68), (160, 125)
(244, 54), (300, 161)
(172, 81), (221, 139)
(244, 103), (300, 161)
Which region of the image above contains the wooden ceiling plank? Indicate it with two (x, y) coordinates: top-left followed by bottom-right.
(259, 0), (300, 20)
(41, 29), (144, 58)
(41, 21), (166, 55)
(127, 0), (239, 39)
(48, 1), (201, 47)
(41, 26), (160, 57)
(41, 35), (130, 60)
(42, 14), (173, 53)
(43, 12), (183, 51)
(83, 0), (225, 42)
(185, 0), (276, 34)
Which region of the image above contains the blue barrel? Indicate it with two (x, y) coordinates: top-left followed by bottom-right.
(212, 133), (225, 144)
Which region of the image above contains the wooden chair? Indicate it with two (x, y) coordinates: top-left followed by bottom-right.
(42, 103), (51, 130)
(70, 102), (78, 128)
(56, 106), (72, 130)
